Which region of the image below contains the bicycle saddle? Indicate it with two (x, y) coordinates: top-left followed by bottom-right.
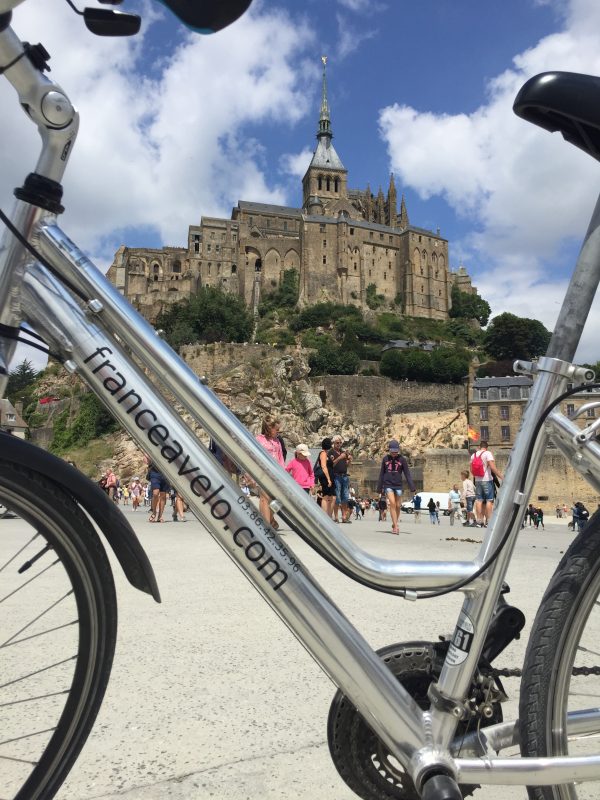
(514, 71), (600, 162)
(156, 0), (253, 32)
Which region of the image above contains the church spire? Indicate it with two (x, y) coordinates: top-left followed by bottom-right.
(318, 55), (332, 140)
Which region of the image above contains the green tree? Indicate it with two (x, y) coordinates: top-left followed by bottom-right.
(483, 312), (552, 361)
(258, 269), (299, 314)
(450, 285), (491, 326)
(6, 359), (38, 403)
(50, 393), (118, 453)
(365, 283), (385, 310)
(156, 286), (253, 348)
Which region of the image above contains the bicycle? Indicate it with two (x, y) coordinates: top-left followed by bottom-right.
(2, 2), (600, 799)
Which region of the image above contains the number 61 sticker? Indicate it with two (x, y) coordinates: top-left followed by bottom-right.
(446, 611), (474, 666)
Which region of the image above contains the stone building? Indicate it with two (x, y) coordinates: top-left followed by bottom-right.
(468, 375), (600, 448)
(107, 61), (476, 325)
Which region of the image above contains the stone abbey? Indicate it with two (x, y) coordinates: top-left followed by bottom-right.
(107, 61), (475, 324)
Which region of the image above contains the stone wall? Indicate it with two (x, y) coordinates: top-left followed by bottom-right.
(180, 343), (301, 379)
(312, 375), (462, 425)
(423, 448), (600, 510)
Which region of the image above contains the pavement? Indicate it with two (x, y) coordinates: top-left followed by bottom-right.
(9, 505), (582, 799)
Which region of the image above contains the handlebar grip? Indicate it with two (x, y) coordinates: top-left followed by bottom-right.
(156, 0), (253, 33)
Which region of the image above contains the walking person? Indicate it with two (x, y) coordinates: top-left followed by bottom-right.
(314, 437), (336, 518)
(285, 443), (315, 493)
(129, 476), (143, 511)
(448, 484), (462, 526)
(378, 493), (388, 522)
(460, 470), (476, 527)
(256, 414), (285, 530)
(329, 435), (353, 524)
(427, 497), (439, 525)
(105, 467), (118, 504)
(376, 439), (415, 535)
(413, 492), (422, 523)
(146, 460), (169, 523)
(470, 440), (503, 527)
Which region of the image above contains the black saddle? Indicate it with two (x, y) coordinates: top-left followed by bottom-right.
(514, 71), (600, 162)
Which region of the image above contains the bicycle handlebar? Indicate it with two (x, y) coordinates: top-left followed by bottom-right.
(0, 0), (254, 33)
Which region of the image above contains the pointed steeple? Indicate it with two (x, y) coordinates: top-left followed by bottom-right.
(364, 184), (373, 221)
(387, 173), (397, 227)
(318, 55), (332, 140)
(399, 194), (409, 229)
(376, 187), (385, 224)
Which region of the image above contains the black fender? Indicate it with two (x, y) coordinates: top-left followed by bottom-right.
(0, 432), (160, 602)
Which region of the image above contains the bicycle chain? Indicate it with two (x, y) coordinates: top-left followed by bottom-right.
(489, 666), (600, 678)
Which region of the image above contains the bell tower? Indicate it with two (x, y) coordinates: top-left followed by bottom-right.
(302, 57), (348, 212)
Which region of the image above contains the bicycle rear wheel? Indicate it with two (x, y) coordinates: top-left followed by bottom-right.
(0, 460), (117, 800)
(520, 511), (600, 800)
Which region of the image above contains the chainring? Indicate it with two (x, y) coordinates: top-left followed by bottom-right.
(327, 640), (503, 800)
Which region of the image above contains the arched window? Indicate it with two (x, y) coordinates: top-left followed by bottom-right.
(152, 263), (160, 276)
(318, 176), (322, 190)
(172, 260), (181, 274)
(255, 258), (262, 272)
(326, 177), (331, 191)
(231, 264), (237, 274)
(334, 177), (339, 192)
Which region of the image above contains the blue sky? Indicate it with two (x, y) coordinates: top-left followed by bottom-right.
(2, 0), (600, 362)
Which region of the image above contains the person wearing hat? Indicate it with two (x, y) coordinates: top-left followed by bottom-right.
(285, 444), (315, 493)
(376, 439), (416, 535)
(129, 476), (143, 511)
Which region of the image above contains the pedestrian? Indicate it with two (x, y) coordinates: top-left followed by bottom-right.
(537, 507), (545, 529)
(256, 414), (285, 530)
(413, 493), (422, 523)
(313, 437), (336, 518)
(146, 460), (169, 523)
(329, 435), (353, 524)
(460, 470), (476, 527)
(427, 497), (439, 525)
(448, 484), (462, 526)
(376, 439), (415, 535)
(105, 467), (118, 504)
(285, 443), (315, 493)
(377, 493), (388, 521)
(129, 477), (143, 511)
(122, 484), (130, 505)
(470, 440), (503, 527)
(572, 501), (589, 533)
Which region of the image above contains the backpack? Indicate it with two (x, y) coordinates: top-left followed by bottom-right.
(313, 455), (325, 481)
(471, 451), (486, 478)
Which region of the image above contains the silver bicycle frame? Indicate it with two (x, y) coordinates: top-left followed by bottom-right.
(3, 9), (600, 791)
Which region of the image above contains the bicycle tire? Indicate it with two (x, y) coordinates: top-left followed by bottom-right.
(0, 460), (117, 800)
(520, 511), (600, 800)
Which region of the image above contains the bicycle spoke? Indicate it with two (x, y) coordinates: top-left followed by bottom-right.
(0, 654), (76, 690)
(2, 619), (78, 649)
(0, 727), (56, 748)
(0, 689), (69, 708)
(0, 532), (39, 573)
(0, 558), (60, 604)
(577, 644), (600, 658)
(0, 589), (74, 647)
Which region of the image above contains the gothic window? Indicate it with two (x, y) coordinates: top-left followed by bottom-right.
(334, 178), (339, 192)
(326, 177), (331, 191)
(354, 263), (357, 270)
(152, 264), (160, 275)
(283, 221), (288, 231)
(255, 259), (262, 272)
(232, 264), (237, 274)
(318, 176), (322, 190)
(172, 261), (181, 274)
(194, 242), (200, 253)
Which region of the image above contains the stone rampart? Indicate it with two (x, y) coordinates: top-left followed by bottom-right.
(423, 448), (600, 510)
(311, 376), (462, 425)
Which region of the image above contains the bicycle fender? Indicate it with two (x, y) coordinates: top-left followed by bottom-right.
(0, 433), (160, 602)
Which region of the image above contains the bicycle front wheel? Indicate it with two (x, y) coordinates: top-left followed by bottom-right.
(0, 460), (117, 800)
(520, 511), (600, 800)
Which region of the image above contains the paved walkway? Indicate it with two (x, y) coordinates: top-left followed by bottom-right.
(42, 506), (579, 799)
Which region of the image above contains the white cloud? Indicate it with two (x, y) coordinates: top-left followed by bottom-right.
(0, 1), (314, 266)
(378, 0), (600, 362)
(335, 12), (377, 60)
(279, 147), (313, 178)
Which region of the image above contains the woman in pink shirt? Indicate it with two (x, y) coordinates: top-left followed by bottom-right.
(285, 444), (314, 493)
(255, 414), (285, 529)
